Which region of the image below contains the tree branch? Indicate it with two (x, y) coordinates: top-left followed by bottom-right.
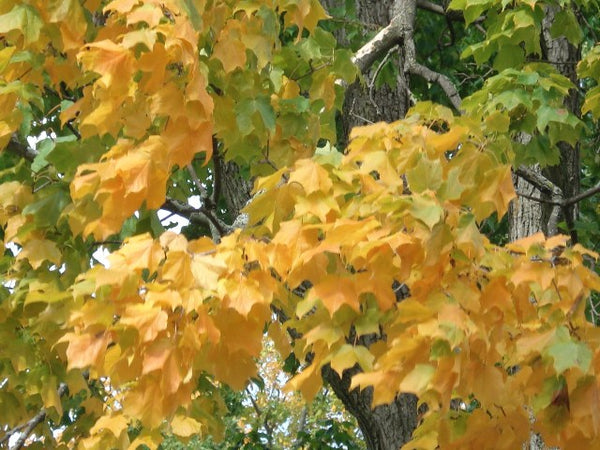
(416, 0), (485, 24)
(3, 383), (68, 449)
(6, 136), (38, 162)
(161, 197), (231, 240)
(352, 0), (462, 112)
(514, 165), (561, 196)
(352, 17), (403, 73)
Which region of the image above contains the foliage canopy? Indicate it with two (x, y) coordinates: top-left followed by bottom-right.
(0, 0), (600, 448)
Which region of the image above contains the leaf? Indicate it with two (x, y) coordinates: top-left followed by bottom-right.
(90, 414), (129, 438)
(0, 5), (43, 45)
(547, 340), (592, 374)
(309, 275), (359, 315)
(399, 364), (435, 394)
(406, 155), (442, 193)
(289, 158), (333, 195)
(330, 344), (374, 375)
(16, 239), (61, 269)
(410, 194), (443, 229)
(171, 415), (203, 438)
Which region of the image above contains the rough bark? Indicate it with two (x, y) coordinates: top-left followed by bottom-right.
(319, 1), (418, 449)
(509, 6), (580, 450)
(324, 0), (410, 148)
(509, 5), (580, 242)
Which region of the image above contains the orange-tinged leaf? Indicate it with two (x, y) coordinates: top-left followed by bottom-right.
(78, 40), (134, 92)
(351, 371), (399, 407)
(515, 329), (556, 362)
(285, 361), (322, 402)
(506, 232), (546, 253)
(309, 275), (359, 315)
(268, 322), (292, 359)
(289, 158), (333, 195)
(142, 339), (172, 375)
(64, 329), (112, 370)
(121, 304), (168, 343)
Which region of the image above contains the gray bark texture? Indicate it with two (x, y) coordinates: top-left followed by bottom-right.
(319, 1), (419, 449)
(509, 4), (580, 243)
(512, 5), (580, 450)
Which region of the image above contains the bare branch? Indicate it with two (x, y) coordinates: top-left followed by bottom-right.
(416, 0), (485, 24)
(6, 136), (38, 162)
(514, 165), (561, 196)
(187, 163), (210, 201)
(563, 181), (600, 207)
(210, 138), (222, 205)
(161, 197), (231, 240)
(407, 62), (462, 111)
(352, 20), (403, 73)
(5, 383), (68, 450)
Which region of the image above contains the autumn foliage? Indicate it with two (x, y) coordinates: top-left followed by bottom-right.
(0, 0), (600, 449)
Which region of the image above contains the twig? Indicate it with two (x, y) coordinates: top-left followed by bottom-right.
(186, 163), (210, 203)
(210, 138), (222, 205)
(5, 383), (68, 449)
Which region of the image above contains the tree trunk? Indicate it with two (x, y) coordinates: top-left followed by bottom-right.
(509, 5), (580, 243)
(510, 5), (580, 450)
(320, 1), (418, 449)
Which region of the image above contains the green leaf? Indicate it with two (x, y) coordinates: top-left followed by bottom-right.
(550, 9), (583, 45)
(410, 194), (443, 229)
(31, 138), (55, 173)
(22, 184), (71, 228)
(0, 4), (43, 45)
(547, 340), (592, 374)
(407, 155), (442, 193)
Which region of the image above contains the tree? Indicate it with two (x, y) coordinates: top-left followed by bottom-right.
(0, 0), (600, 449)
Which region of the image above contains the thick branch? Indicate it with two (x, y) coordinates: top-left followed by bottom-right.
(407, 62), (462, 111)
(400, 0), (462, 111)
(416, 0), (485, 23)
(161, 197), (231, 240)
(514, 165), (561, 196)
(6, 136), (38, 162)
(352, 20), (403, 73)
(352, 0), (463, 112)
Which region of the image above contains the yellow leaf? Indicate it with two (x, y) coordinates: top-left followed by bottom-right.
(90, 414), (129, 438)
(330, 344), (374, 375)
(395, 299), (436, 324)
(171, 415), (203, 438)
(399, 364), (435, 394)
(41, 376), (63, 416)
(17, 238), (61, 269)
